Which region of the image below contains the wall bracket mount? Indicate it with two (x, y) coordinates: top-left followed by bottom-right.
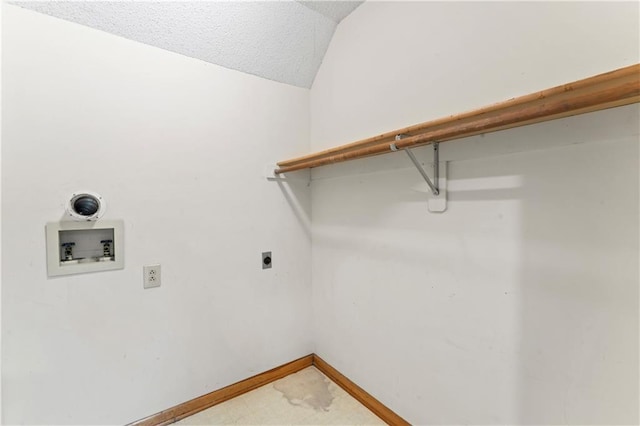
(391, 135), (447, 213)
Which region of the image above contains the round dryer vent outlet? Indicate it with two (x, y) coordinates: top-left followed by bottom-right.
(67, 191), (106, 221)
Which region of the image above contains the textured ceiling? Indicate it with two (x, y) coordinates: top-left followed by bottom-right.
(298, 1), (363, 23)
(11, 1), (363, 88)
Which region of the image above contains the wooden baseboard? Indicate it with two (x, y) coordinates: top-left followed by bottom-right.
(128, 354), (314, 426)
(312, 354), (410, 426)
(128, 353), (409, 426)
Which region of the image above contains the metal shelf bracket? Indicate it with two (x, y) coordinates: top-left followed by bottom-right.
(390, 135), (440, 195)
(391, 135), (447, 213)
(265, 164), (311, 184)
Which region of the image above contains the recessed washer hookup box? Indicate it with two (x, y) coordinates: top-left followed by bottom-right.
(45, 220), (124, 277)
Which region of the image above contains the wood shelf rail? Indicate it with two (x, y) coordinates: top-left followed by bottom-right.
(275, 64), (640, 174)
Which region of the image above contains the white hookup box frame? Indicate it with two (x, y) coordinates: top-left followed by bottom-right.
(45, 220), (124, 277)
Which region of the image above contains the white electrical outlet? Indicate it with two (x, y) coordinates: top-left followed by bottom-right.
(143, 265), (161, 289)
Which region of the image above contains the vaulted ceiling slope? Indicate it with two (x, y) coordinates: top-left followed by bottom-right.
(12, 1), (363, 88)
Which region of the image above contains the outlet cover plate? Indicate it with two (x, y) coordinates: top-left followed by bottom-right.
(143, 264), (161, 288)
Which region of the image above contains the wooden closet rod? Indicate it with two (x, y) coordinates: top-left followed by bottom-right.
(275, 64), (639, 175)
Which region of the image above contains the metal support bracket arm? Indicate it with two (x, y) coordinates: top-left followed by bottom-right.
(390, 135), (440, 195)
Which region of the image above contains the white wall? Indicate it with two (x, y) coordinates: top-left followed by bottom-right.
(310, 2), (639, 425)
(0, 2), (3, 421)
(2, 5), (312, 425)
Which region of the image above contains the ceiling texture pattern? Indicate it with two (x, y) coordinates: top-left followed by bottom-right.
(12, 1), (363, 88)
